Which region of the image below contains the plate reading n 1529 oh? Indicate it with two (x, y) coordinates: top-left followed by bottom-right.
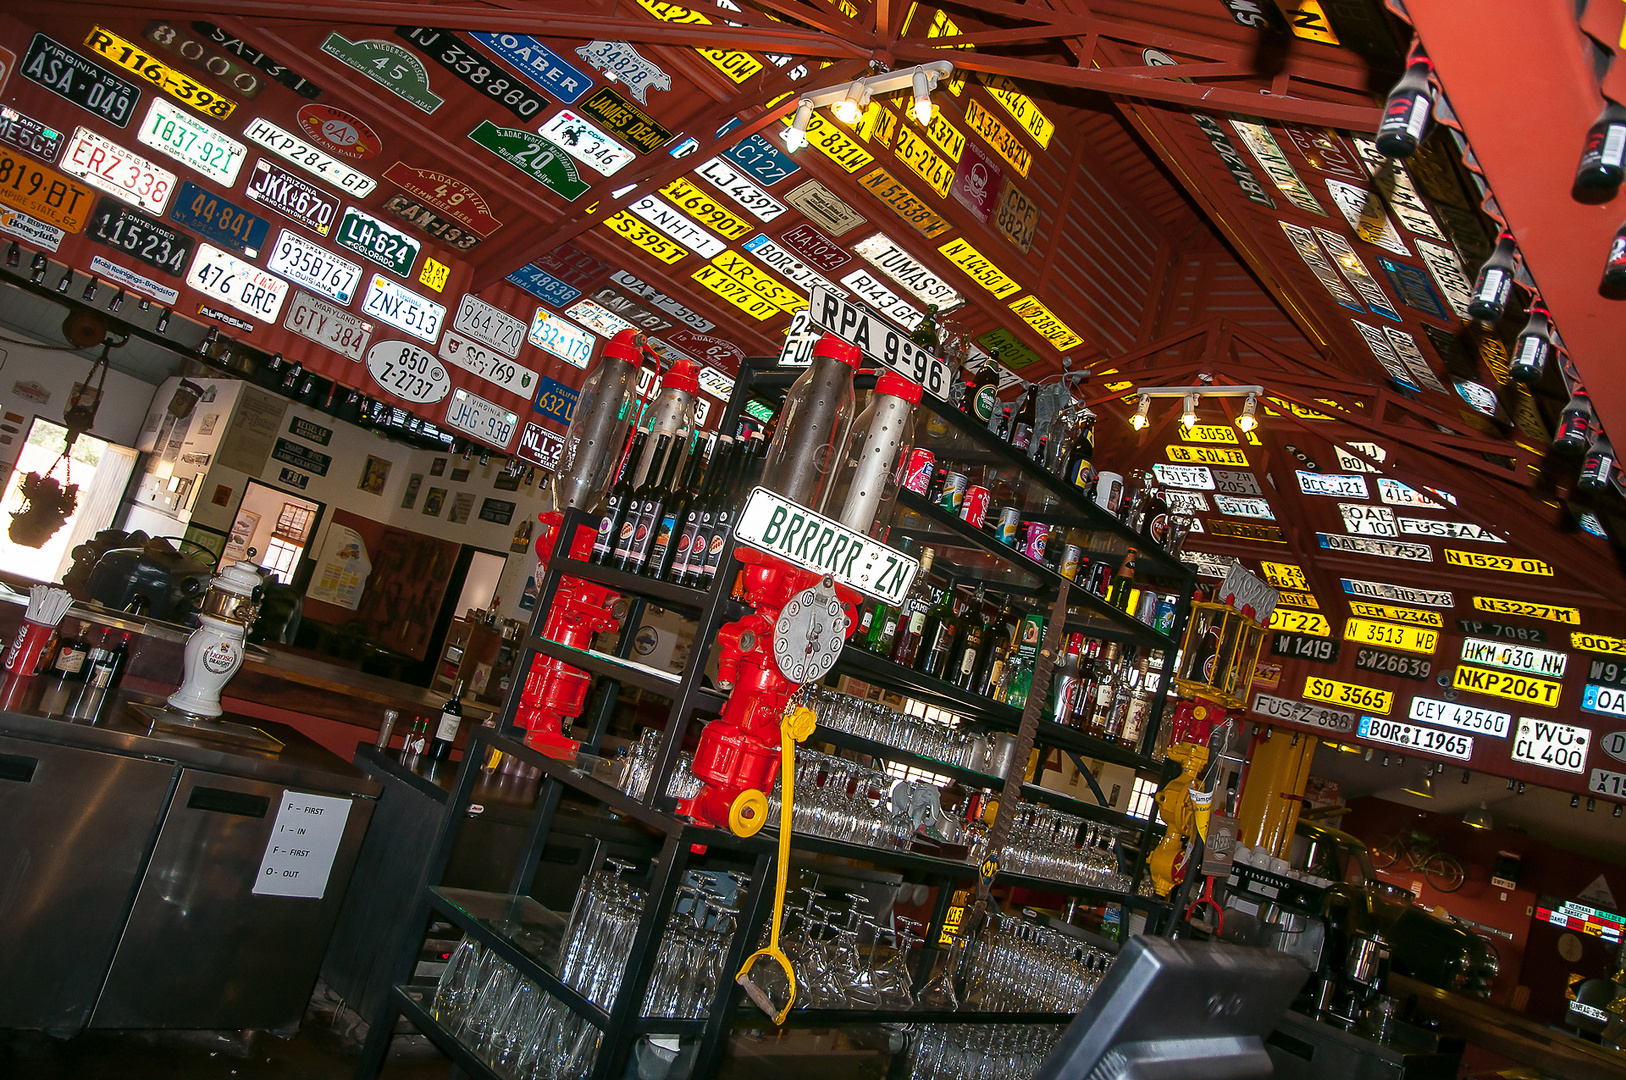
(807, 284), (952, 401)
(735, 487), (918, 606)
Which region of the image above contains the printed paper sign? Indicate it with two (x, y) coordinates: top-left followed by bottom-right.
(253, 791), (353, 899)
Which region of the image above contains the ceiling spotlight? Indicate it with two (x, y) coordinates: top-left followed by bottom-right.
(109, 287), (125, 313)
(5, 240), (18, 268)
(1403, 774), (1434, 799)
(1236, 392), (1258, 432)
(1463, 802), (1493, 830)
(155, 307), (170, 334)
(1573, 794), (1582, 808)
(912, 69), (934, 125)
(56, 268), (72, 293)
(198, 327), (219, 355)
(1181, 392), (1200, 428)
(82, 277), (98, 303)
(833, 80), (868, 124)
(1129, 394), (1152, 430)
(1588, 797), (1597, 812)
(139, 296), (151, 312)
(30, 252), (46, 283)
(785, 99), (814, 152)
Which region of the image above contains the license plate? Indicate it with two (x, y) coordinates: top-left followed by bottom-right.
(994, 181), (1038, 252)
(360, 274), (444, 342)
(1512, 716), (1589, 773)
(186, 242), (289, 320)
(244, 159), (336, 237)
(1354, 647), (1432, 681)
(87, 197), (192, 276)
(858, 166), (952, 238)
(1460, 637), (1567, 679)
(852, 232), (961, 310)
(517, 422), (564, 470)
(963, 98), (1031, 176)
(695, 157), (786, 221)
(936, 236), (1020, 299)
(1377, 477), (1455, 508)
(1575, 632), (1626, 656)
(1397, 518), (1503, 542)
(538, 110), (633, 176)
(60, 127), (176, 214)
(267, 228), (363, 304)
(439, 330), (536, 396)
(735, 487), (918, 605)
(382, 194), (480, 251)
(1296, 470), (1367, 497)
(22, 34), (139, 128)
(742, 235), (844, 300)
(136, 98), (245, 185)
(531, 374), (578, 425)
(1342, 578), (1454, 609)
(580, 86), (672, 153)
(283, 290), (372, 361)
(335, 206), (419, 276)
(602, 210), (687, 264)
(1591, 768), (1626, 798)
(1358, 716), (1473, 760)
(1216, 495), (1274, 519)
(366, 340), (450, 404)
(1271, 632), (1337, 663)
(1340, 503), (1396, 536)
(1151, 463), (1214, 490)
(0, 150), (94, 232)
(1260, 561), (1307, 590)
(1268, 609), (1332, 636)
(1471, 596), (1580, 624)
(807, 285), (955, 401)
(720, 127), (799, 186)
(1250, 692), (1355, 733)
(508, 264), (581, 307)
(1585, 685), (1626, 720)
(1443, 549), (1553, 576)
(627, 194), (725, 257)
(1343, 618), (1437, 655)
(893, 124), (952, 196)
(0, 106), (65, 163)
(793, 112), (874, 173)
(242, 117), (376, 197)
(691, 263), (779, 320)
(528, 309), (594, 368)
(84, 26), (235, 118)
(565, 298), (631, 337)
(453, 293), (526, 358)
(393, 29), (546, 122)
(1352, 602), (1442, 627)
(443, 386), (517, 449)
(660, 176), (751, 238)
(1408, 696), (1510, 737)
(1452, 663), (1562, 708)
(169, 180), (269, 256)
(840, 267), (920, 326)
(611, 270), (713, 330)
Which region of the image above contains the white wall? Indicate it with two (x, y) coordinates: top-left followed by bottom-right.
(0, 333), (159, 479)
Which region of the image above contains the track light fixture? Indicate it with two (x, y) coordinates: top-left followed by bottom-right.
(1129, 395), (1151, 431)
(1181, 393), (1200, 428)
(155, 307), (170, 334)
(82, 277), (98, 303)
(783, 61), (953, 153)
(5, 240), (18, 268)
(56, 267), (72, 293)
(30, 252), (46, 283)
(1236, 393), (1259, 432)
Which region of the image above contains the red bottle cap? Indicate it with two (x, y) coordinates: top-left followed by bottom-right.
(875, 371), (923, 405)
(662, 357), (700, 395)
(602, 328), (643, 365)
(814, 333), (862, 368)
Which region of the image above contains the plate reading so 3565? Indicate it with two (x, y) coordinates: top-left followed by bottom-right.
(253, 791), (352, 899)
(736, 487), (918, 606)
(806, 284), (952, 401)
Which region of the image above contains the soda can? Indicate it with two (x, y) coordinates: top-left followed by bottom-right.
(1154, 596), (1178, 633)
(1023, 522), (1049, 561)
(1060, 544), (1083, 580)
(996, 507), (1021, 546)
(1087, 560), (1113, 598)
(902, 447), (935, 495)
(1134, 590), (1160, 625)
(937, 471), (968, 511)
(961, 484), (991, 527)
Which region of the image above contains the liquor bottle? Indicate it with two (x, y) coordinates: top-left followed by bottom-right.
(1108, 548), (1138, 611)
(1576, 102), (1626, 192)
(1140, 484), (1171, 549)
(1073, 639), (1103, 727)
(1579, 434), (1617, 494)
(1049, 634), (1083, 724)
(1374, 56), (1434, 159)
(1088, 644), (1121, 738)
(949, 586), (990, 691)
(648, 433), (714, 579)
(429, 678), (467, 761)
(912, 304), (941, 351)
(917, 584), (963, 681)
(1009, 386), (1037, 454)
(1061, 413), (1096, 491)
(1468, 233), (1518, 322)
(626, 433), (687, 573)
(672, 436), (735, 585)
(890, 547), (936, 668)
(976, 608), (1019, 700)
(1604, 220), (1626, 292)
(1508, 306), (1553, 386)
(591, 431), (646, 565)
(51, 621), (93, 680)
(84, 631), (129, 689)
(614, 434), (672, 571)
(1101, 648), (1139, 741)
(1119, 653), (1156, 749)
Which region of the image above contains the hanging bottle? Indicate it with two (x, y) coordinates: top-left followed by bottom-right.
(1555, 394), (1594, 454)
(1579, 434), (1617, 493)
(1576, 102), (1626, 193)
(1603, 220), (1626, 292)
(1469, 233), (1518, 322)
(821, 371), (922, 535)
(1375, 55), (1434, 159)
(1508, 306), (1553, 385)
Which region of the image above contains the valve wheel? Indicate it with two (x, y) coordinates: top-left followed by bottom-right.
(729, 789), (770, 837)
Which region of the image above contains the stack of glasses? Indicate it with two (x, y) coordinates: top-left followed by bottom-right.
(959, 915), (1115, 1012)
(429, 863), (747, 1077)
(613, 728), (703, 803)
(897, 1024), (1066, 1080)
(992, 808), (1131, 890)
(809, 688), (988, 773)
(745, 882), (923, 1011)
(763, 748), (923, 852)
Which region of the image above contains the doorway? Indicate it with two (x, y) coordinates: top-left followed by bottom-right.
(227, 480), (324, 584)
(0, 417), (138, 584)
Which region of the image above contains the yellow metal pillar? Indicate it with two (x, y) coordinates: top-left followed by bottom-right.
(1236, 729), (1318, 858)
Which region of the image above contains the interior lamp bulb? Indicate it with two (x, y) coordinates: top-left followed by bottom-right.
(912, 70), (934, 125)
(1236, 393), (1258, 432)
(833, 81), (867, 124)
(785, 99), (813, 152)
(1181, 393), (1200, 428)
(1129, 395), (1151, 431)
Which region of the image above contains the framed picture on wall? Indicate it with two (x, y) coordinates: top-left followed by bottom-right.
(401, 473), (423, 510)
(430, 457), (447, 477)
(423, 487), (446, 516)
(358, 455), (392, 495)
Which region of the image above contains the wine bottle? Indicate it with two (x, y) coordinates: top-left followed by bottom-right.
(916, 583), (963, 680)
(1087, 643), (1121, 738)
(890, 548), (936, 668)
(1009, 386), (1037, 453)
(614, 434), (672, 571)
(648, 433), (713, 579)
(1508, 306), (1553, 386)
(1468, 233), (1518, 322)
(1108, 548), (1138, 611)
(1375, 57), (1434, 159)
(699, 432), (763, 588)
(672, 436), (734, 585)
(626, 433), (687, 573)
(429, 678), (467, 761)
(1576, 103), (1626, 192)
(1062, 413), (1096, 491)
(949, 585), (989, 691)
(1555, 394), (1594, 455)
(591, 431), (646, 565)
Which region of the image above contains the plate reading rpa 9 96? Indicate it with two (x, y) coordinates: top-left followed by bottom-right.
(807, 284), (953, 400)
(736, 487), (918, 606)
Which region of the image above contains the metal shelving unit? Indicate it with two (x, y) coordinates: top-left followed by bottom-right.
(357, 357), (1199, 1080)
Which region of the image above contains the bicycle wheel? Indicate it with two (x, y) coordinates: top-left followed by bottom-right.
(1369, 838), (1402, 871)
(1423, 853), (1466, 892)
